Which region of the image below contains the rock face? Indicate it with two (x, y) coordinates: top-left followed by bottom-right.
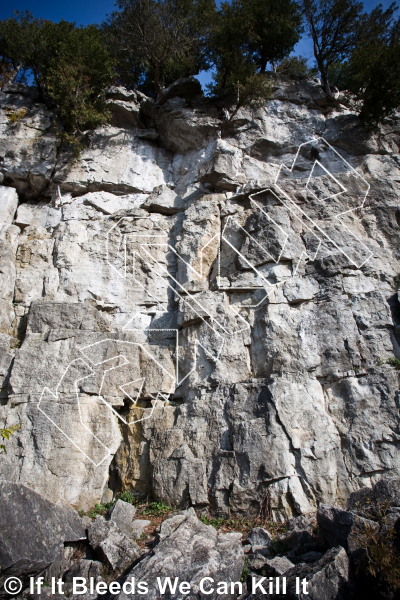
(271, 546), (355, 600)
(0, 73), (400, 521)
(115, 508), (244, 600)
(0, 481), (85, 592)
(88, 516), (141, 571)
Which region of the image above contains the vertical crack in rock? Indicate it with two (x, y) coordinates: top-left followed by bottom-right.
(0, 75), (399, 519)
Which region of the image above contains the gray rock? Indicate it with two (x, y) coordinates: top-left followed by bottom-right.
(163, 77), (202, 101)
(0, 75), (400, 527)
(0, 239), (16, 335)
(346, 476), (400, 517)
(63, 559), (103, 583)
(247, 527), (273, 547)
(300, 550), (323, 562)
(0, 186), (18, 231)
(15, 201), (61, 229)
(317, 505), (355, 549)
(106, 98), (141, 129)
(317, 504), (379, 551)
(247, 553), (269, 572)
(114, 508), (244, 600)
(106, 499), (137, 538)
(249, 546), (354, 599)
(143, 184), (185, 214)
(88, 516), (141, 571)
(0, 481), (85, 593)
(0, 89), (58, 199)
(285, 546), (355, 599)
(130, 519), (151, 539)
(262, 556), (295, 576)
(26, 300), (109, 334)
(250, 545), (273, 557)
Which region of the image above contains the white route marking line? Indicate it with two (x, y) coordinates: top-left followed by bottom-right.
(38, 136), (372, 465)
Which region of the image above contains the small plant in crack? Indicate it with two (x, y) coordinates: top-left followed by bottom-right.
(387, 357), (400, 370)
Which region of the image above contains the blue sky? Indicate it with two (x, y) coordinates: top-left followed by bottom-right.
(0, 0), (397, 89)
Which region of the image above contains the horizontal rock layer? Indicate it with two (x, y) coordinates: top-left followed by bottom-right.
(0, 75), (399, 519)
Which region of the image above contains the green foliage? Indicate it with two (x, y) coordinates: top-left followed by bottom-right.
(4, 107), (26, 122)
(0, 423), (21, 454)
(142, 501), (172, 516)
(340, 6), (400, 126)
(227, 73), (273, 119)
(107, 0), (215, 100)
(0, 12), (113, 144)
(118, 490), (137, 504)
(327, 60), (352, 89)
(301, 0), (365, 94)
(352, 502), (400, 592)
(0, 58), (18, 89)
(302, 0), (400, 123)
(387, 357), (400, 370)
(207, 0), (301, 97)
(0, 12), (76, 94)
(244, 0), (303, 73)
(1, 0), (397, 125)
(241, 557), (250, 581)
(84, 502), (114, 518)
(200, 514), (225, 527)
(45, 26), (113, 137)
(206, 0), (254, 96)
(276, 55), (318, 78)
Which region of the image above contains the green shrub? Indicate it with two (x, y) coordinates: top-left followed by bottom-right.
(387, 357), (400, 370)
(352, 502), (400, 592)
(142, 501), (172, 516)
(117, 490), (136, 504)
(200, 514), (224, 527)
(241, 557), (250, 581)
(0, 424), (21, 453)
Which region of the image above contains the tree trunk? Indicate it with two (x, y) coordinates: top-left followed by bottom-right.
(153, 64), (166, 104)
(219, 69), (228, 97)
(319, 63), (332, 97)
(260, 51), (267, 74)
(323, 78), (332, 96)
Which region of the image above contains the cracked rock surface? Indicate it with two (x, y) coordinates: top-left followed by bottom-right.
(0, 74), (399, 521)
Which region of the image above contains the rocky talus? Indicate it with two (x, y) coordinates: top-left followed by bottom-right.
(0, 75), (399, 525)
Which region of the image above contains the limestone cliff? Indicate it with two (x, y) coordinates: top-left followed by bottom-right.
(0, 76), (399, 519)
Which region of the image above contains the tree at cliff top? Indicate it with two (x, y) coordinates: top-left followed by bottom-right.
(245, 0), (303, 73)
(301, 0), (365, 96)
(106, 0), (215, 101)
(275, 55), (318, 77)
(206, 0), (253, 96)
(330, 4), (400, 126)
(45, 26), (114, 139)
(0, 12), (75, 98)
(0, 12), (114, 144)
(207, 0), (302, 97)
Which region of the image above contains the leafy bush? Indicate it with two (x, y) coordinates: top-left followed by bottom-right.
(0, 58), (18, 89)
(141, 501), (172, 516)
(0, 424), (21, 453)
(4, 106), (26, 122)
(387, 357), (400, 370)
(0, 12), (113, 147)
(45, 25), (113, 139)
(241, 557), (250, 581)
(106, 0), (215, 101)
(352, 503), (400, 592)
(276, 55), (318, 78)
(200, 514), (224, 527)
(118, 490), (137, 504)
